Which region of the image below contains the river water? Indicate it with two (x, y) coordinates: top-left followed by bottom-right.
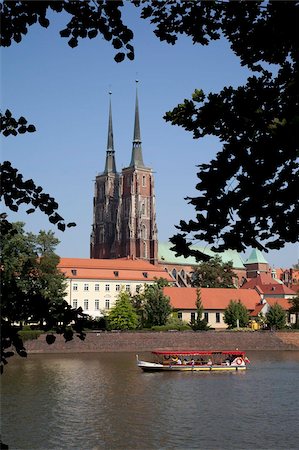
(1, 351), (299, 450)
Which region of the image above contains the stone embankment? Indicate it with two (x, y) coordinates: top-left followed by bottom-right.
(25, 330), (299, 353)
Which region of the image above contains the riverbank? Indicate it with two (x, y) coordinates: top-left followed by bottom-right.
(24, 330), (299, 353)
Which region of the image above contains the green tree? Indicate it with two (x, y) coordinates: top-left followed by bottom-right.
(223, 300), (250, 329)
(1, 1), (298, 254)
(266, 303), (287, 330)
(288, 296), (299, 328)
(191, 256), (236, 288)
(1, 223), (86, 372)
(190, 288), (209, 331)
(143, 284), (172, 327)
(107, 291), (139, 331)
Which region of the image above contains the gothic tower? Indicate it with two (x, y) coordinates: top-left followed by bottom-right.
(90, 84), (158, 264)
(90, 93), (119, 259)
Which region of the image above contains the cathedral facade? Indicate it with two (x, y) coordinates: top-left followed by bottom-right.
(90, 86), (158, 265)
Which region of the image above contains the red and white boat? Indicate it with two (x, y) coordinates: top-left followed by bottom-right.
(137, 350), (250, 372)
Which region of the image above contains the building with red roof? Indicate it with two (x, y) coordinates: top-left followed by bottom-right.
(163, 287), (296, 329)
(58, 257), (173, 317)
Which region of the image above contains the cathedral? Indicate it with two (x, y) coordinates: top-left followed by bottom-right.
(90, 85), (158, 264)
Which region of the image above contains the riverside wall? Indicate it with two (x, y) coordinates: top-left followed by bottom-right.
(25, 331), (299, 353)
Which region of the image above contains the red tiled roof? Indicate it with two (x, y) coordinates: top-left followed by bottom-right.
(256, 284), (296, 295)
(241, 273), (279, 289)
(266, 297), (293, 311)
(163, 287), (261, 311)
(58, 258), (173, 282)
(250, 303), (265, 317)
(241, 274), (296, 295)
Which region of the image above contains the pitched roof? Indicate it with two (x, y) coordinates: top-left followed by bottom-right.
(241, 275), (297, 295)
(241, 273), (279, 289)
(245, 248), (269, 265)
(158, 243), (245, 269)
(58, 257), (173, 282)
(265, 297), (294, 310)
(163, 287), (260, 311)
(250, 303), (265, 316)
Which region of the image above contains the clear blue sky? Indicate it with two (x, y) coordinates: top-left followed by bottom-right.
(2, 5), (298, 268)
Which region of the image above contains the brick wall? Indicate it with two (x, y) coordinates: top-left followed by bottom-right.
(24, 331), (299, 354)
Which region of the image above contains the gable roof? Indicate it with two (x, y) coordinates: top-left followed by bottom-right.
(158, 243), (245, 269)
(241, 275), (296, 295)
(241, 273), (279, 289)
(163, 287), (260, 311)
(58, 257), (173, 283)
(265, 297), (294, 310)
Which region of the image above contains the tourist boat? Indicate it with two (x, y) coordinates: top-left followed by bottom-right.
(136, 350), (250, 372)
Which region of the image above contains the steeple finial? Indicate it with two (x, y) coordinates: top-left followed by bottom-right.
(130, 80), (145, 168)
(104, 91), (117, 174)
(107, 91), (114, 151)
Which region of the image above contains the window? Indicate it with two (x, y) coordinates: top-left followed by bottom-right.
(141, 203), (145, 215)
(114, 271), (119, 277)
(95, 299), (100, 310)
(126, 284), (130, 292)
(142, 175), (146, 187)
(116, 284), (120, 292)
(105, 298), (110, 309)
(204, 312), (209, 323)
(143, 242), (147, 258)
(142, 225), (146, 239)
(84, 283), (89, 291)
(136, 285), (141, 293)
(191, 312), (195, 322)
(73, 283), (78, 291)
(73, 299), (78, 308)
(71, 269), (77, 276)
(84, 299), (89, 310)
(178, 312), (182, 320)
(142, 272), (148, 278)
(105, 284), (110, 291)
(95, 283), (100, 291)
(216, 312), (220, 323)
(172, 268), (177, 279)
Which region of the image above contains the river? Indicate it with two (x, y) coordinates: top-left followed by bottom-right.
(1, 351), (299, 450)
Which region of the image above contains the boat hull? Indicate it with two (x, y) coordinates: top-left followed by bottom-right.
(137, 360), (246, 372)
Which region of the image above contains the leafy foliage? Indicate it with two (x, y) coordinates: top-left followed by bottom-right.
(143, 283), (172, 327)
(1, 110), (76, 233)
(223, 300), (250, 329)
(266, 303), (287, 330)
(1, 223), (87, 372)
(191, 256), (236, 288)
(190, 288), (209, 330)
(2, 1), (298, 255)
(1, 1), (134, 62)
(107, 291), (139, 330)
(162, 1), (299, 254)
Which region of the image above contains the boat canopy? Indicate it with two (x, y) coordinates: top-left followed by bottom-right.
(152, 350), (245, 357)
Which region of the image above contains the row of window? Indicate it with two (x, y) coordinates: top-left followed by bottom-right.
(72, 299), (110, 310)
(72, 283), (142, 293)
(177, 312), (221, 323)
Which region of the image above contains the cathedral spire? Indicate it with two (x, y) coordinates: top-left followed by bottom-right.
(130, 80), (145, 168)
(104, 92), (117, 174)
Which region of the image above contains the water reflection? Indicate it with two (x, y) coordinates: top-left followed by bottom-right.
(2, 351), (299, 449)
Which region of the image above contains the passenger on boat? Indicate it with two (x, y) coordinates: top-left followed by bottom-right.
(191, 358), (195, 367)
(207, 358), (212, 365)
(177, 358), (182, 365)
(183, 358), (188, 365)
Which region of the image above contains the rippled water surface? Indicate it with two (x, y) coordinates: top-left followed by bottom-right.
(2, 351), (299, 449)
